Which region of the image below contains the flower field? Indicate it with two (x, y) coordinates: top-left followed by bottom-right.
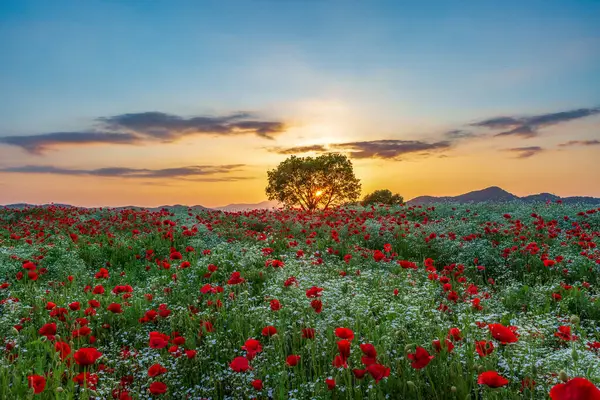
(1, 202), (599, 399)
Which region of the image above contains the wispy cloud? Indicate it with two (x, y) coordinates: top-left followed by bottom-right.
(332, 140), (451, 159)
(0, 131), (141, 155)
(269, 144), (328, 154)
(471, 107), (600, 138)
(504, 146), (545, 158)
(444, 129), (478, 140)
(0, 112), (287, 154)
(268, 139), (452, 160)
(0, 164), (250, 181)
(99, 112), (285, 140)
(558, 140), (600, 147)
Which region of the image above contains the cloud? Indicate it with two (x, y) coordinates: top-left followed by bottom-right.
(0, 131), (141, 154)
(504, 146), (545, 158)
(269, 140), (452, 160)
(0, 112), (287, 154)
(471, 107), (600, 138)
(331, 140), (452, 159)
(444, 130), (478, 140)
(98, 111), (285, 140)
(269, 144), (328, 154)
(0, 164), (250, 181)
(558, 140), (600, 147)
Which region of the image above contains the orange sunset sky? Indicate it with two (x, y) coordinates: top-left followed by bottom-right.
(1, 1), (599, 207)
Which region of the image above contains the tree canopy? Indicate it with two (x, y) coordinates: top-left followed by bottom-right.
(266, 153), (361, 211)
(361, 189), (404, 206)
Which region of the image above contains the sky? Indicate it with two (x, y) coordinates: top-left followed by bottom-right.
(0, 0), (599, 207)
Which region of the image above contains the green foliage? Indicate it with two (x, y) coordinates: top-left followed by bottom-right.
(265, 153), (361, 210)
(361, 189), (404, 206)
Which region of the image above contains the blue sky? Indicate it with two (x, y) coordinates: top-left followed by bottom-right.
(0, 0), (599, 206)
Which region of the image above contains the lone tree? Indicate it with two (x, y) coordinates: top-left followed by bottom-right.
(361, 189), (404, 206)
(266, 153), (361, 211)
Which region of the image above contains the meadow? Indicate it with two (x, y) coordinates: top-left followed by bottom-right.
(0, 202), (599, 399)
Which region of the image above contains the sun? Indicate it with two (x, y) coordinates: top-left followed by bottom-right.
(315, 190), (323, 197)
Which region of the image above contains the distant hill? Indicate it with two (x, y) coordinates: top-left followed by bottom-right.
(215, 200), (280, 212)
(407, 186), (600, 205)
(3, 189), (599, 211)
(2, 201), (279, 212)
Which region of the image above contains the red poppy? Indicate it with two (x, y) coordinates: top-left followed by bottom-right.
(305, 286), (323, 298)
(332, 354), (348, 368)
(477, 371), (509, 388)
(337, 339), (351, 359)
(28, 375), (46, 394)
(555, 326), (578, 341)
(73, 372), (99, 390)
(489, 323), (519, 344)
(230, 356), (252, 372)
(54, 341), (71, 360)
(38, 322), (57, 337)
(366, 363), (390, 383)
(432, 338), (454, 353)
(251, 379), (263, 390)
(227, 271), (245, 285)
(407, 346), (434, 369)
(360, 343), (377, 365)
(107, 303), (123, 313)
(447, 327), (462, 341)
(262, 326), (277, 337)
(325, 378), (336, 390)
(149, 332), (170, 349)
(270, 299), (282, 311)
(334, 327), (354, 341)
(353, 368), (368, 379)
(286, 354), (301, 367)
(475, 340), (495, 357)
(73, 347), (102, 366)
(185, 349), (197, 359)
(242, 338), (262, 360)
(549, 377), (600, 400)
(310, 299), (323, 313)
(302, 328), (316, 339)
(148, 363), (167, 377)
(149, 381), (168, 395)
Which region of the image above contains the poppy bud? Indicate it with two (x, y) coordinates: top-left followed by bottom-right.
(559, 370), (569, 382)
(569, 315), (580, 325)
(451, 386), (457, 392)
(404, 344), (415, 353)
(572, 347), (579, 362)
(56, 387), (64, 393)
(11, 327), (19, 335)
(407, 381), (416, 390)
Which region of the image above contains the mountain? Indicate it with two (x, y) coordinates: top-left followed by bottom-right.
(215, 200), (280, 212)
(407, 187), (600, 205)
(520, 193), (561, 203)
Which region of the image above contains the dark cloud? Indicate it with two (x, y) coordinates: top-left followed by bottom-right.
(504, 146), (544, 158)
(0, 164), (248, 181)
(269, 140), (452, 160)
(98, 111), (285, 140)
(331, 140), (451, 159)
(0, 112), (287, 154)
(444, 130), (477, 140)
(471, 107), (600, 138)
(269, 144), (328, 154)
(0, 131), (140, 154)
(558, 140), (600, 147)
